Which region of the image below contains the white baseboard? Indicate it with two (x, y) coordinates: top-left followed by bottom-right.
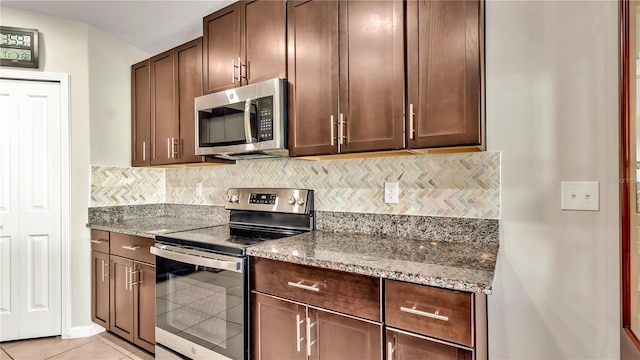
(65, 324), (106, 339)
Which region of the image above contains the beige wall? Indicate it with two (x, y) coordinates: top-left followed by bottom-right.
(486, 1), (619, 358)
(88, 27), (149, 167)
(0, 6), (147, 332)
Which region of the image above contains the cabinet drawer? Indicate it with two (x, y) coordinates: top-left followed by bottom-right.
(251, 257), (381, 321)
(110, 233), (155, 265)
(385, 280), (473, 347)
(90, 230), (110, 253)
(386, 328), (472, 360)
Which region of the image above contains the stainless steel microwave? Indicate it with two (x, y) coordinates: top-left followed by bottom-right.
(195, 78), (287, 160)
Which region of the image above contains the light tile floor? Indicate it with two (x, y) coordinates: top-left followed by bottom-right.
(0, 332), (154, 360)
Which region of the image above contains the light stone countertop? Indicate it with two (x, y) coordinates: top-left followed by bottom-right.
(88, 216), (223, 239)
(247, 231), (498, 294)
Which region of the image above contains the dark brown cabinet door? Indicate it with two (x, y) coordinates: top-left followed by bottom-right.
(406, 0), (481, 148)
(252, 292), (307, 360)
(131, 60), (150, 166)
(203, 3), (241, 94)
(310, 308), (381, 360)
(386, 328), (472, 360)
(175, 38), (204, 163)
(240, 0), (286, 85)
(133, 262), (155, 354)
(287, 0), (340, 156)
(91, 251), (109, 329)
(339, 0), (404, 153)
(150, 50), (177, 165)
(109, 256), (133, 341)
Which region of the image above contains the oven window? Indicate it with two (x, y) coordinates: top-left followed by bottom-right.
(156, 256), (245, 360)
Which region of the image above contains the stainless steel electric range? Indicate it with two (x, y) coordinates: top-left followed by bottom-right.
(152, 188), (314, 360)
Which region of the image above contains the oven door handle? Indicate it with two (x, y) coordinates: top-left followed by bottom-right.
(150, 245), (243, 273)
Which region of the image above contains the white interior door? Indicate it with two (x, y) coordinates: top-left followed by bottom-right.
(0, 79), (62, 341)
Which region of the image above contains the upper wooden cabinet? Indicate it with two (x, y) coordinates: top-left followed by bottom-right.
(289, 0), (484, 157)
(406, 0), (482, 148)
(131, 60), (151, 166)
(203, 0), (286, 94)
(150, 49), (176, 165)
(132, 38), (205, 167)
(288, 0), (404, 157)
(338, 0), (404, 154)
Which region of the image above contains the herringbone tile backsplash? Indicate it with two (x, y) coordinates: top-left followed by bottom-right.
(91, 152), (500, 219)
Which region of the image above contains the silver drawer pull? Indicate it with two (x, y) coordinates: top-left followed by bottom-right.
(122, 245), (141, 251)
(90, 239), (107, 244)
(287, 280), (320, 292)
(400, 306), (449, 321)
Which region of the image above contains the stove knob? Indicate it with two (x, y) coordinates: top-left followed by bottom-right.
(296, 197), (305, 205)
(288, 196), (296, 205)
(230, 195), (239, 203)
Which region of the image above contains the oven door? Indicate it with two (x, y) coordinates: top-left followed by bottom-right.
(151, 244), (247, 360)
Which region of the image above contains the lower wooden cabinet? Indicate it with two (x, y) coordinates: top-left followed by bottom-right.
(110, 255), (134, 340)
(252, 292), (381, 360)
(133, 262), (155, 352)
(250, 258), (487, 360)
(252, 292), (307, 360)
(90, 251), (110, 329)
(90, 231), (155, 354)
(386, 328), (472, 360)
(311, 307), (381, 360)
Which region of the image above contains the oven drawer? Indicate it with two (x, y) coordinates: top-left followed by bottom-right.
(90, 230), (110, 253)
(251, 257), (381, 321)
(110, 232), (155, 265)
(385, 279), (473, 347)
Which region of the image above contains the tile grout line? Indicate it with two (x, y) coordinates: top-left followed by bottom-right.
(2, 348), (15, 360)
(42, 338), (102, 360)
(97, 337), (136, 357)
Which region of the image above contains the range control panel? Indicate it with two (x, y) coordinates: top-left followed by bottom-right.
(225, 188), (313, 215)
(249, 193), (277, 205)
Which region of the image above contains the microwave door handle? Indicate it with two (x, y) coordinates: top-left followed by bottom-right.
(244, 97), (253, 144)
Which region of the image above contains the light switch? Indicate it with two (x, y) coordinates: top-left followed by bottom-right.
(561, 181), (599, 211)
(195, 183), (203, 197)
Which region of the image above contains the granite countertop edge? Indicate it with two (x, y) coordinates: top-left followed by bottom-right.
(247, 246), (495, 295)
(88, 224), (157, 239)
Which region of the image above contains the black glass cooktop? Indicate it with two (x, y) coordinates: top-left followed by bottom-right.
(155, 225), (302, 256)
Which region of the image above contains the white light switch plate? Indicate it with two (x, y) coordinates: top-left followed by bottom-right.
(195, 183), (203, 197)
(561, 181), (599, 211)
(385, 182), (399, 204)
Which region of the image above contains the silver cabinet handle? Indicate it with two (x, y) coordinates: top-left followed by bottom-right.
(170, 137), (174, 158)
(90, 239), (107, 244)
(232, 58), (236, 84)
(238, 56), (247, 81)
(296, 313), (305, 352)
(339, 113), (346, 145)
(409, 103), (415, 140)
(101, 260), (109, 282)
(167, 137), (171, 159)
(400, 306), (449, 321)
(142, 141), (146, 161)
(244, 97), (253, 144)
(125, 265), (128, 290)
(122, 245), (141, 251)
(387, 334), (397, 360)
(330, 115), (336, 146)
(287, 280), (319, 292)
(130, 267), (139, 289)
(306, 315), (317, 356)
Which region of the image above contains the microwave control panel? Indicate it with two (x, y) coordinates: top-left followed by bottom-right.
(257, 96), (273, 141)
